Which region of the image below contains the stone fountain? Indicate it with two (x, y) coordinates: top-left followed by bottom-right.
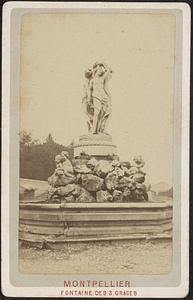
(47, 62), (148, 203)
(19, 63), (173, 245)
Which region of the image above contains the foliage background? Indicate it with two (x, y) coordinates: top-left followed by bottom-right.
(20, 131), (74, 180)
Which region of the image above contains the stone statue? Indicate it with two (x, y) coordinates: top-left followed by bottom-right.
(82, 62), (113, 134)
(48, 151), (75, 192)
(60, 151), (74, 178)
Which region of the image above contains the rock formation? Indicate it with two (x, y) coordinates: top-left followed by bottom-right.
(48, 152), (148, 203)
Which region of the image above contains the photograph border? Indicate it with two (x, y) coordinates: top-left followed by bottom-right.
(1, 1), (190, 298)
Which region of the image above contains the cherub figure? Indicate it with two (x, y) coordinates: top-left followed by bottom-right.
(60, 151), (74, 178)
(54, 154), (62, 169)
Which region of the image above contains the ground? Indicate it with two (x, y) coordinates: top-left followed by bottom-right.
(19, 240), (172, 274)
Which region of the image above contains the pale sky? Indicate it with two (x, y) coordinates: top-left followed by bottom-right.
(20, 13), (175, 186)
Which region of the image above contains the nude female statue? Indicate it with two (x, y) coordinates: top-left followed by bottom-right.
(82, 62), (113, 134)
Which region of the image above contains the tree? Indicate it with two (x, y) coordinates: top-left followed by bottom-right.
(45, 133), (55, 145)
(20, 131), (38, 146)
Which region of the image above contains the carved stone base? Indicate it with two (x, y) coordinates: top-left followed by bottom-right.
(74, 133), (117, 158)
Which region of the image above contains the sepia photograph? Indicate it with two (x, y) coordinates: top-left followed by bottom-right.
(2, 1), (190, 298)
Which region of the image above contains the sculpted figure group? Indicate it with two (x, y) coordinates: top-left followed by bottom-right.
(48, 152), (148, 203)
(82, 62), (113, 134)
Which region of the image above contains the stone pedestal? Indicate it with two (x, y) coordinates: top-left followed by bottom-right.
(74, 133), (117, 158)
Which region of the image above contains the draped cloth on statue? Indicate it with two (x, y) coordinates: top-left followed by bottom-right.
(82, 62), (113, 135)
